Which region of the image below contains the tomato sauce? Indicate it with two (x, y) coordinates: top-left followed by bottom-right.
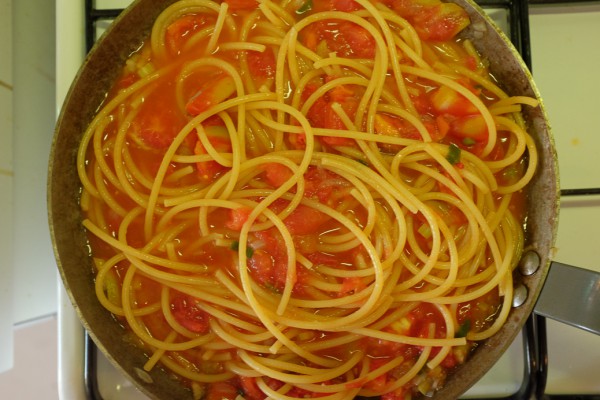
(81, 0), (534, 399)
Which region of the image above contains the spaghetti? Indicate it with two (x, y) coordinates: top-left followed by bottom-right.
(78, 0), (538, 398)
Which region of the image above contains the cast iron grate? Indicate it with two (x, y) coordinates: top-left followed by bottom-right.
(82, 0), (600, 399)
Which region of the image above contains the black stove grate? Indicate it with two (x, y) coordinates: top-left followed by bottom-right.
(82, 1), (600, 399)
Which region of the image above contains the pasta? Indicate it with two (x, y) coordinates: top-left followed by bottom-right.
(77, 0), (538, 398)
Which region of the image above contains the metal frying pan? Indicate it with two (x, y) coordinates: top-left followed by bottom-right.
(46, 0), (599, 399)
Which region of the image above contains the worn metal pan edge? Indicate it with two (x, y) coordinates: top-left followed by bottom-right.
(47, 0), (559, 399)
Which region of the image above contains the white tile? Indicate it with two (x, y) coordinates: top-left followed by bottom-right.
(530, 5), (600, 189)
(12, 0), (58, 324)
(0, 173), (14, 374)
(0, 0), (11, 85)
(95, 0), (134, 10)
(0, 86), (12, 171)
(0, 78), (13, 375)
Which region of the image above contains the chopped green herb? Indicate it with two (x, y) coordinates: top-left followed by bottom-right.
(501, 165), (519, 184)
(417, 223), (432, 239)
(462, 137), (476, 146)
(230, 241), (254, 258)
(446, 143), (461, 165)
(296, 0), (313, 14)
(357, 159), (369, 166)
(455, 320), (471, 338)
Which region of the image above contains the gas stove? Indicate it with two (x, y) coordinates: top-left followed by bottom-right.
(55, 1), (600, 399)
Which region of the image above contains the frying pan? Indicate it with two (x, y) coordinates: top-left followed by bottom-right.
(47, 0), (600, 399)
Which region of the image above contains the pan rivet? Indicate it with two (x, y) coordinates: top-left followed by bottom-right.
(513, 284), (528, 307)
(134, 367), (154, 384)
(512, 284), (528, 307)
(519, 251), (540, 276)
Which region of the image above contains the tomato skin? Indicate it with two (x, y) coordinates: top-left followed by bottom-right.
(186, 75), (236, 116)
(171, 294), (210, 333)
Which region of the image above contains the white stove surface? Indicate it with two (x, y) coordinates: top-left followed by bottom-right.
(54, 1), (600, 399)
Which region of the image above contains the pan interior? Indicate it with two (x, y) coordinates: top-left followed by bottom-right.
(48, 1), (559, 399)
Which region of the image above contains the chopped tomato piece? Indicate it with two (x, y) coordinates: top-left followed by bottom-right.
(225, 0), (259, 10)
(186, 74), (236, 116)
(449, 114), (488, 141)
(239, 376), (266, 400)
(247, 249), (276, 287)
(194, 125), (232, 181)
(116, 73), (138, 90)
(171, 293), (210, 333)
(205, 382), (239, 400)
(248, 229), (287, 289)
(283, 204), (330, 235)
(247, 229), (313, 294)
(226, 207), (252, 231)
(374, 113), (423, 144)
(420, 3), (470, 41)
(264, 163), (293, 187)
(165, 14), (210, 54)
(288, 132), (307, 150)
(340, 277), (366, 295)
(465, 55), (478, 71)
(304, 83), (359, 147)
(303, 166), (347, 203)
(409, 303), (447, 339)
(336, 21), (375, 58)
(312, 0), (362, 12)
(132, 95), (187, 151)
(382, 388), (408, 400)
(364, 359), (389, 392)
(247, 50), (276, 79)
(441, 351), (458, 368)
(410, 90), (434, 115)
(300, 20), (374, 59)
(430, 86), (478, 116)
(391, 0), (469, 41)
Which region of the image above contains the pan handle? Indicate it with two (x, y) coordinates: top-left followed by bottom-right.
(534, 261), (600, 335)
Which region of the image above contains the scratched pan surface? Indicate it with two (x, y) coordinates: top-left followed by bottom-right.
(47, 0), (558, 399)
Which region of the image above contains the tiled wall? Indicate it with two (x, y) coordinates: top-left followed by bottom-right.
(0, 0), (15, 374)
(0, 1), (59, 394)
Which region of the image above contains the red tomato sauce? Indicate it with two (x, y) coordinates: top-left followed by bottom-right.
(81, 0), (531, 399)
